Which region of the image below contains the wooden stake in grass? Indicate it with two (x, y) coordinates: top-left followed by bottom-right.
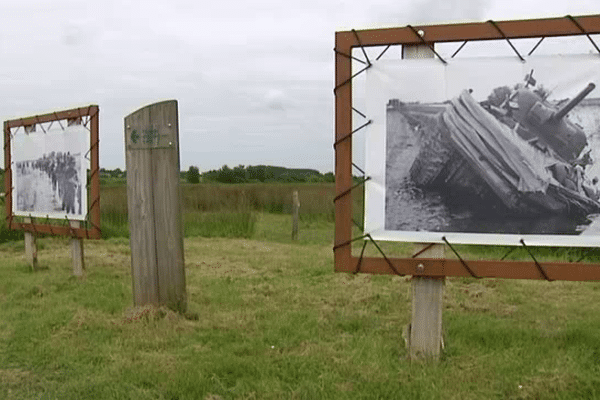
(404, 43), (445, 362)
(66, 118), (85, 277)
(409, 244), (445, 361)
(292, 190), (300, 241)
(23, 217), (38, 271)
(70, 220), (84, 277)
(124, 100), (187, 313)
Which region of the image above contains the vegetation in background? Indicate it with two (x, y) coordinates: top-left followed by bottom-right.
(200, 164), (335, 184)
(100, 165), (336, 185)
(99, 165), (360, 186)
(186, 165), (200, 184)
(98, 168), (126, 186)
(0, 166), (349, 241)
(99, 182), (344, 240)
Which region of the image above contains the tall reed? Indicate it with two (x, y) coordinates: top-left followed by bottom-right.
(98, 183), (334, 239)
(97, 183), (344, 239)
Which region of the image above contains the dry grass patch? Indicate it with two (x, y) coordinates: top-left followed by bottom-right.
(0, 368), (32, 386)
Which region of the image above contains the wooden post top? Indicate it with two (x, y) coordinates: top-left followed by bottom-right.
(125, 100), (179, 151)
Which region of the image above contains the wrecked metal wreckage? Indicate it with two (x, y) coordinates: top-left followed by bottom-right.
(390, 72), (600, 217)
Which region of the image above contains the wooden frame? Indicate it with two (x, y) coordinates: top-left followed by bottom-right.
(4, 105), (101, 239)
(334, 14), (600, 281)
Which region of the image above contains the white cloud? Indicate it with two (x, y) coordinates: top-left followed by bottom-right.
(262, 89), (287, 111)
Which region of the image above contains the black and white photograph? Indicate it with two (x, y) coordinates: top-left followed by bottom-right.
(12, 123), (88, 220)
(365, 55), (600, 246)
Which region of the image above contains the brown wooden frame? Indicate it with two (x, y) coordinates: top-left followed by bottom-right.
(4, 105), (101, 239)
(334, 14), (600, 281)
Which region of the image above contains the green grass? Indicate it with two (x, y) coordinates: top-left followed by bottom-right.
(1, 213), (600, 399)
(184, 212), (256, 239)
(2, 183), (600, 398)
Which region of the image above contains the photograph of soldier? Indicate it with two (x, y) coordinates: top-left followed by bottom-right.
(15, 151), (83, 216)
(12, 124), (87, 220)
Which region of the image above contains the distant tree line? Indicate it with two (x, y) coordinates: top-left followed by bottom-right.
(96, 165), (338, 185)
(100, 168), (125, 178)
(190, 165), (335, 184)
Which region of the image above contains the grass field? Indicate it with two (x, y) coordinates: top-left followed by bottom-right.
(1, 209), (600, 399)
(97, 183), (346, 240)
(1, 182), (346, 242)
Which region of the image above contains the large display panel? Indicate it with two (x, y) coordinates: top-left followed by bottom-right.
(365, 55), (600, 247)
(4, 106), (101, 239)
(334, 15), (600, 280)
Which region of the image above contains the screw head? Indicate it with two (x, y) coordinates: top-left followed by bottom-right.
(418, 29), (425, 37)
(416, 263), (425, 273)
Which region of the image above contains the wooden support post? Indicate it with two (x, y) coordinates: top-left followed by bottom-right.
(23, 217), (38, 271)
(125, 100), (187, 313)
(70, 220), (84, 277)
(409, 244), (445, 361)
(292, 190), (299, 241)
(404, 43), (445, 361)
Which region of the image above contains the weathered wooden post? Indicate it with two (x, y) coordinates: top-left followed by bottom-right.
(70, 221), (84, 277)
(409, 243), (445, 360)
(124, 100), (187, 312)
(23, 217), (38, 271)
(404, 43), (445, 361)
(22, 123), (39, 272)
(292, 190), (300, 240)
(67, 118), (85, 277)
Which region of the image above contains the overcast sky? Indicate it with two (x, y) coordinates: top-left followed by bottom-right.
(1, 0), (599, 173)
